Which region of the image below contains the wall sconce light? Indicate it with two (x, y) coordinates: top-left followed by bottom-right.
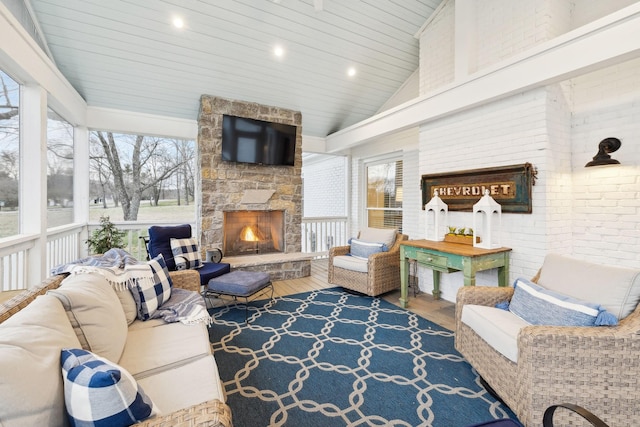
(585, 137), (621, 167)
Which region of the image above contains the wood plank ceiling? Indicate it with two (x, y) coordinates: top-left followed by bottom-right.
(27, 0), (442, 138)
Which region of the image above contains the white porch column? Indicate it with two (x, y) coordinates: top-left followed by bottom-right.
(74, 125), (90, 257)
(21, 84), (47, 285)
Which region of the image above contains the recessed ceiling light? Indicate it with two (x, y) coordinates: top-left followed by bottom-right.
(172, 16), (185, 29)
(274, 45), (285, 58)
(347, 67), (357, 77)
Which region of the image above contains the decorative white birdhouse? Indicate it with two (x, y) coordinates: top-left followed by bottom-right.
(473, 190), (502, 249)
(424, 190), (448, 241)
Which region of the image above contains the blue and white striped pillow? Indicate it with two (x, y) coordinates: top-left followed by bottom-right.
(170, 237), (202, 270)
(131, 254), (173, 321)
(61, 348), (155, 426)
(508, 278), (618, 326)
(349, 238), (388, 260)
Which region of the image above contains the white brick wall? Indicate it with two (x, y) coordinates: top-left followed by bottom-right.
(413, 0), (640, 301)
(419, 0), (455, 94)
(570, 58), (640, 268)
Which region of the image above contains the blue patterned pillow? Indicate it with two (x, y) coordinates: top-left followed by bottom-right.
(170, 237), (202, 270)
(349, 238), (388, 260)
(61, 348), (155, 426)
(131, 254), (173, 320)
(508, 278), (618, 326)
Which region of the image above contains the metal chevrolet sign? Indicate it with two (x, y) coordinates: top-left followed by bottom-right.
(421, 163), (536, 213)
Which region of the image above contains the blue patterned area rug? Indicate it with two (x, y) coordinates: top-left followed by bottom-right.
(208, 287), (519, 427)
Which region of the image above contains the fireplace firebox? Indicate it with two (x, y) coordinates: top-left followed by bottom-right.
(223, 210), (285, 256)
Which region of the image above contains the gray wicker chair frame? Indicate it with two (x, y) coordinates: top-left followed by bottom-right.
(327, 231), (408, 297)
(455, 270), (640, 427)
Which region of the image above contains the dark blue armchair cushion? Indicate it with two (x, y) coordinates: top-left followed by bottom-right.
(148, 224), (192, 270)
(147, 224), (230, 285)
(198, 262), (231, 286)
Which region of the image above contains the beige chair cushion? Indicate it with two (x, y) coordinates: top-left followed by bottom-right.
(0, 294), (81, 427)
(537, 253), (640, 320)
(48, 272), (128, 363)
(461, 304), (530, 363)
(333, 255), (368, 273)
(358, 227), (397, 247)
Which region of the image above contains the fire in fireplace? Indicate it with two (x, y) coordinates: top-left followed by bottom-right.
(223, 210), (285, 256)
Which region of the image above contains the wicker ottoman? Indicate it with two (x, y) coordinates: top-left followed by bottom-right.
(204, 271), (273, 322)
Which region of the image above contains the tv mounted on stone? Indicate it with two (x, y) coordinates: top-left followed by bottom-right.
(221, 114), (297, 166)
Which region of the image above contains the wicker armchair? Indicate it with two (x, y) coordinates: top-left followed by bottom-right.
(455, 255), (640, 427)
(0, 270), (232, 427)
(328, 231), (408, 296)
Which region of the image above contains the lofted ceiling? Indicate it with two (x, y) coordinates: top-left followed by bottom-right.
(27, 0), (443, 138)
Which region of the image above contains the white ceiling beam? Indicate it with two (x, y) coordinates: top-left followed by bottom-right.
(326, 2), (640, 152)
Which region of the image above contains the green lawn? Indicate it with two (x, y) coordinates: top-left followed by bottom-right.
(0, 200), (196, 239)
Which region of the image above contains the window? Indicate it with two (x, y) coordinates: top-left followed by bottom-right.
(89, 131), (196, 222)
(47, 108), (74, 228)
(0, 70), (20, 238)
(366, 159), (403, 232)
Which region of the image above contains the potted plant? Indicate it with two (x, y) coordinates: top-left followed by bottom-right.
(86, 215), (127, 254)
(444, 226), (480, 245)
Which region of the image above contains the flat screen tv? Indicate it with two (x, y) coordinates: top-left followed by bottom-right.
(221, 115), (297, 166)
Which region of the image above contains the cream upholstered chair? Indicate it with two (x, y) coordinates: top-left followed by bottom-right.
(328, 227), (408, 297)
(455, 254), (640, 427)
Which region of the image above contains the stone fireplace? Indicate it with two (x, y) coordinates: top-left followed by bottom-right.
(197, 95), (310, 280)
(223, 210), (284, 256)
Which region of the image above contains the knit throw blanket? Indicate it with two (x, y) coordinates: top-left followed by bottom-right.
(51, 248), (210, 325)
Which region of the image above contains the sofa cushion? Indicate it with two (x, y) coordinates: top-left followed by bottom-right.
(61, 348), (155, 426)
(537, 253), (640, 320)
(461, 304), (530, 363)
(114, 287), (137, 326)
(130, 254), (173, 321)
(170, 237), (203, 270)
(136, 355), (225, 415)
(48, 272), (128, 363)
(0, 294), (81, 427)
(349, 238), (388, 260)
(358, 227), (397, 247)
(118, 321), (212, 378)
(508, 278), (618, 326)
(332, 254), (369, 273)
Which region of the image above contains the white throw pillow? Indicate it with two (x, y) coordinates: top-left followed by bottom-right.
(48, 272), (128, 363)
(0, 294), (81, 426)
(357, 227), (397, 247)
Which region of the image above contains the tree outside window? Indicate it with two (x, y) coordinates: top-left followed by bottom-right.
(89, 131), (196, 222)
(0, 70), (20, 238)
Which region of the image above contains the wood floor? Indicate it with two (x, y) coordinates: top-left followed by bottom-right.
(271, 259), (456, 330)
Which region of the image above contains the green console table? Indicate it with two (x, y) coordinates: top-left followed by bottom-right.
(399, 240), (511, 308)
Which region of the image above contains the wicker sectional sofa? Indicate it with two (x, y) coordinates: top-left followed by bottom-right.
(0, 269), (232, 427)
(455, 253), (640, 427)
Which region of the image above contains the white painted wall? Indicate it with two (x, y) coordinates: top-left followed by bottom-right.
(415, 0), (640, 302)
(302, 154), (347, 217)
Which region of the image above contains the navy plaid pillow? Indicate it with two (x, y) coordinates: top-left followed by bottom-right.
(170, 237), (202, 270)
(131, 254), (173, 320)
(61, 348), (155, 426)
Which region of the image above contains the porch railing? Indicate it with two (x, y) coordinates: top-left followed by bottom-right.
(1, 217), (347, 292)
(301, 216), (349, 257)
